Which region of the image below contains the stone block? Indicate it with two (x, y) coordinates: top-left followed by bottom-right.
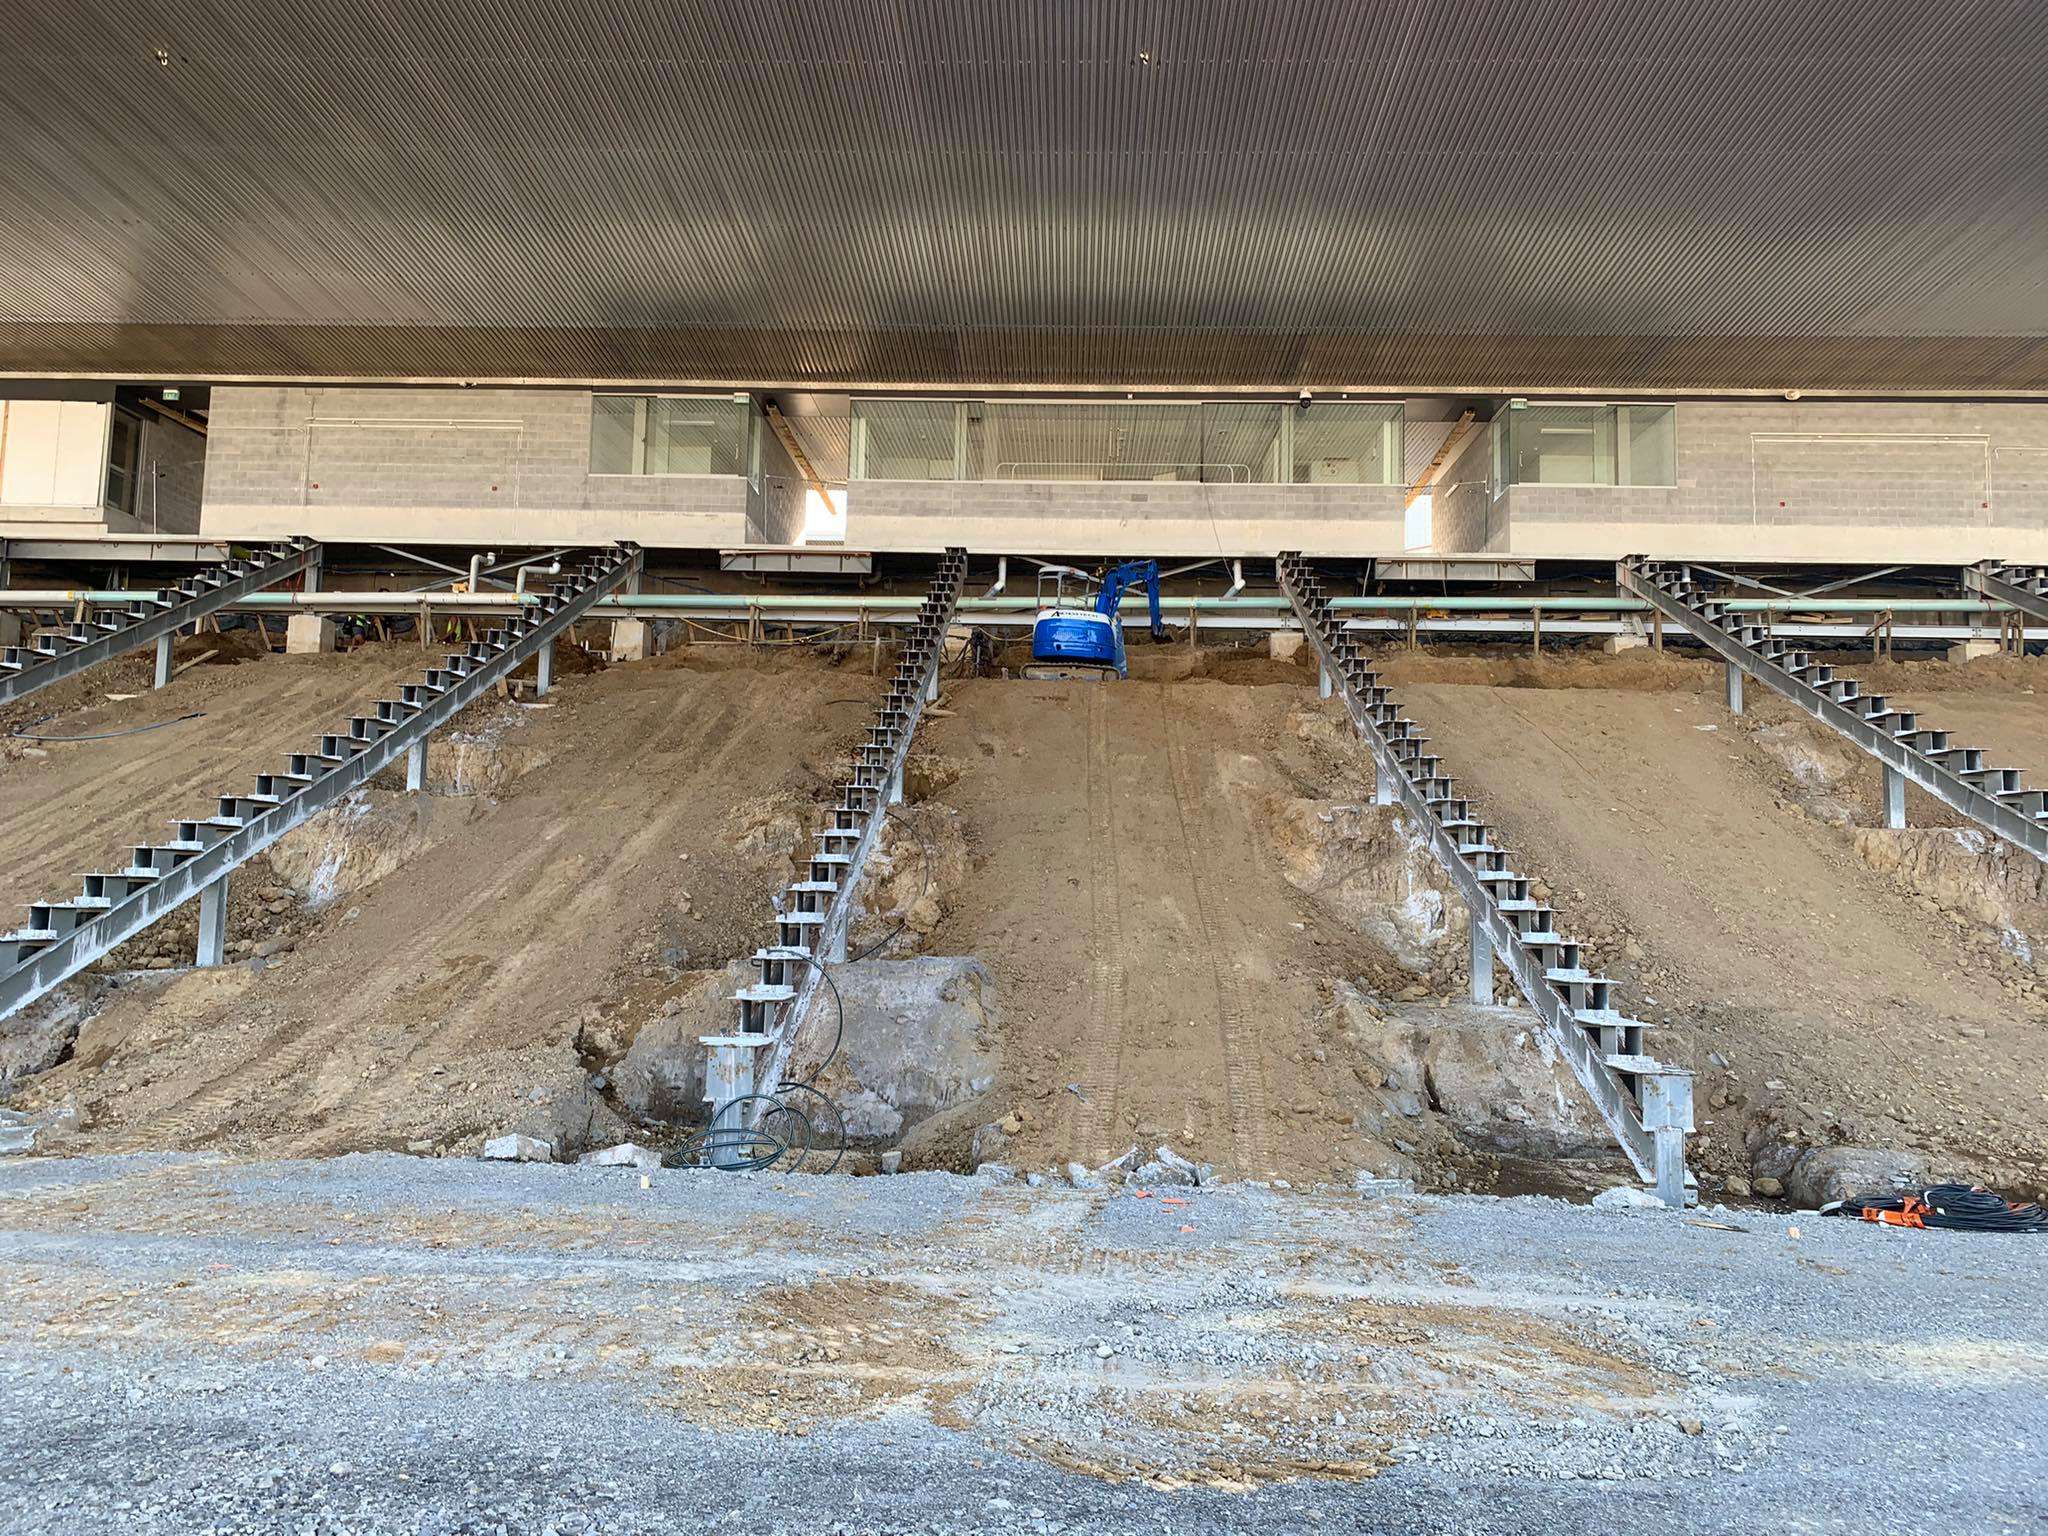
(1268, 630), (1306, 661)
(1601, 633), (1648, 653)
(577, 1141), (662, 1169)
(608, 618), (654, 662)
(482, 1133), (554, 1163)
(1947, 639), (2000, 664)
(286, 614), (336, 654)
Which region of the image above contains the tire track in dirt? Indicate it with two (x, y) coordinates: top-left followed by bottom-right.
(1160, 704), (1275, 1175)
(0, 654), (425, 903)
(1069, 686), (1131, 1163)
(60, 661), (877, 1155)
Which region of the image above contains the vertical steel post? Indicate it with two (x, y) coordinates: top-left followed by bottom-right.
(1318, 663), (1333, 699)
(1725, 660), (1743, 715)
(1884, 765), (1907, 830)
(196, 873), (228, 967)
(1468, 918), (1494, 1005)
(1655, 1128), (1688, 1208)
(153, 631), (174, 690)
(536, 637), (554, 697)
(406, 740), (427, 793)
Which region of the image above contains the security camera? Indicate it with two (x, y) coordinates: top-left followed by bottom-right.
(1297, 389), (1313, 410)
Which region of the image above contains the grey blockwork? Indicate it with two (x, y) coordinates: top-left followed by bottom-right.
(203, 387), (756, 547)
(1453, 400), (2048, 558)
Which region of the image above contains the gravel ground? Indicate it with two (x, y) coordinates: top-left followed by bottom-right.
(0, 1154), (2042, 1534)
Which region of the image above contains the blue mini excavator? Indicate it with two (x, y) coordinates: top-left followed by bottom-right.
(1027, 560), (1164, 680)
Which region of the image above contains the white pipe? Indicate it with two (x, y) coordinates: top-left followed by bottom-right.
(1224, 559), (1245, 598)
(515, 559), (561, 596)
(982, 556), (1007, 600)
(466, 551), (495, 592)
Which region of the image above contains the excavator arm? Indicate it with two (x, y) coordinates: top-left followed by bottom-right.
(1096, 560), (1165, 639)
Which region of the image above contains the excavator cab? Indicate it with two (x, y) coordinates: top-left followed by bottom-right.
(1027, 560), (1164, 680)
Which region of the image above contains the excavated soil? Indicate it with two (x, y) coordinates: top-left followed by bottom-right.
(916, 676), (1434, 1183)
(1394, 655), (2048, 1194)
(8, 630), (2043, 1202)
(7, 647), (878, 1155)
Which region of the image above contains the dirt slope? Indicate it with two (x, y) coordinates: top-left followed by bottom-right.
(920, 677), (1404, 1181)
(14, 650), (876, 1155)
(0, 646), (427, 904)
(1403, 676), (2048, 1189)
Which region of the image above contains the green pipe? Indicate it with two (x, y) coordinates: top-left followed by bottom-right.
(0, 591), (2012, 615)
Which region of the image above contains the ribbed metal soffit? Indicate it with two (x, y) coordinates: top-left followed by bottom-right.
(4, 1), (2044, 390)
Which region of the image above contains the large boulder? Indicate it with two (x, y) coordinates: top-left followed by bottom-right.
(613, 962), (743, 1121)
(1261, 801), (1463, 969)
(1334, 984), (1610, 1161)
(793, 956), (999, 1141)
(613, 954), (999, 1147)
(1780, 1145), (1934, 1209)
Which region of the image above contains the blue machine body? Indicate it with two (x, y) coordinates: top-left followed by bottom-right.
(1030, 560), (1164, 679)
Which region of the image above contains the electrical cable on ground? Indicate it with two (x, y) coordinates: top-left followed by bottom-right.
(1823, 1183), (2048, 1232)
(9, 710), (207, 744)
(684, 801), (935, 1173)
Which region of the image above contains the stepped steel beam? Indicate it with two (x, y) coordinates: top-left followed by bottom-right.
(0, 537), (318, 704)
(1281, 553), (1692, 1204)
(1620, 557), (2048, 866)
(702, 548), (969, 1165)
(1963, 561), (2048, 625)
(0, 544), (641, 1022)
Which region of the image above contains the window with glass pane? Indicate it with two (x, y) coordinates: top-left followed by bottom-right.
(1504, 403), (1675, 487)
(853, 401), (959, 480)
(588, 395), (748, 476)
(1292, 402), (1401, 485)
(1618, 405), (1676, 485)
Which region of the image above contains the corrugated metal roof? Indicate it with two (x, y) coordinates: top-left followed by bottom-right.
(4, 0), (2044, 390)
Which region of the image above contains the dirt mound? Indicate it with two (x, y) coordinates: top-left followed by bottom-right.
(6, 653), (876, 1159)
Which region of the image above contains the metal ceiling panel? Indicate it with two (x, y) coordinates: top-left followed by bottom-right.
(3, 1), (2044, 390)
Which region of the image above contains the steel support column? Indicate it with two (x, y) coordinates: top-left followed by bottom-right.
(1725, 661), (1743, 715)
(536, 637), (554, 697)
(1468, 919), (1494, 1006)
(1885, 765), (1907, 830)
(153, 631), (174, 691)
(196, 873), (228, 967)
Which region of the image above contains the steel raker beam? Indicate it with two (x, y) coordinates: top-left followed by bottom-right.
(1620, 558), (2048, 865)
(1279, 554), (1691, 1203)
(0, 543), (641, 1021)
(1963, 561), (2048, 625)
(753, 549), (968, 1100)
(0, 537), (318, 704)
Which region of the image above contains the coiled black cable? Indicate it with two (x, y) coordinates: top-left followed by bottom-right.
(1823, 1183), (2048, 1232)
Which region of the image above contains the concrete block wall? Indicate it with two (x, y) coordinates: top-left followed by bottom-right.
(1450, 400), (2048, 562)
(202, 387), (751, 547)
(1427, 424), (1500, 552)
(748, 420), (808, 545)
(847, 479), (1404, 557)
